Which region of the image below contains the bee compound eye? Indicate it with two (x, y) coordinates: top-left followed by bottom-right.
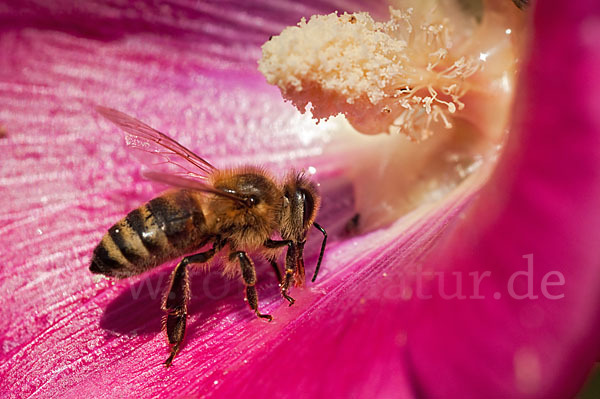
(299, 189), (314, 227)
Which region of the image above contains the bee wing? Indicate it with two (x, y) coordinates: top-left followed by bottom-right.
(96, 106), (216, 179)
(143, 171), (247, 205)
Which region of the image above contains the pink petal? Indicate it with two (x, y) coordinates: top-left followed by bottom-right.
(408, 1), (600, 397)
(1, 1), (598, 399)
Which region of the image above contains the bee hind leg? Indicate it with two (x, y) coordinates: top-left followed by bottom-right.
(229, 251), (272, 321)
(162, 244), (219, 367)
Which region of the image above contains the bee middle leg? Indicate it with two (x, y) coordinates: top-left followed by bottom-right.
(162, 244), (219, 367)
(229, 251), (272, 321)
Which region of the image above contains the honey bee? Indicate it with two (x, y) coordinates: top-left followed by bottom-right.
(90, 107), (327, 367)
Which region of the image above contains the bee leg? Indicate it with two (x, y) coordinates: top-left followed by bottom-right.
(229, 251), (273, 321)
(264, 239), (295, 305)
(269, 258), (283, 284)
(295, 241), (306, 286)
(162, 245), (219, 367)
(280, 243), (298, 306)
(262, 240), (284, 283)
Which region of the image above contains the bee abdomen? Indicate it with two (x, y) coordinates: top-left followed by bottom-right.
(90, 190), (207, 278)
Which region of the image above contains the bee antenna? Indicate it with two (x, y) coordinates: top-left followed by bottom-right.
(311, 222), (327, 283)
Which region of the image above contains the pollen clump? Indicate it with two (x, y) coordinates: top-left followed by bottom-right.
(258, 6), (481, 140)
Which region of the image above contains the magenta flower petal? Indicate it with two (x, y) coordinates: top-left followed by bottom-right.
(1, 1), (598, 399)
(407, 2), (600, 397)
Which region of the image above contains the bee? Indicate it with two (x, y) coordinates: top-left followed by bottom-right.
(89, 107), (327, 367)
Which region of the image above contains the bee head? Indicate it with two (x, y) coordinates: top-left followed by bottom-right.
(280, 173), (320, 242)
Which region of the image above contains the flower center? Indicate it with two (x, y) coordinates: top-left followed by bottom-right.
(260, 0), (526, 229)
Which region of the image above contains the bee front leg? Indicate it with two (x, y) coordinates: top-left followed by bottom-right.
(268, 258), (283, 284)
(280, 243), (298, 306)
(295, 240), (306, 286)
(229, 251), (272, 321)
(162, 244), (219, 368)
(264, 239), (295, 305)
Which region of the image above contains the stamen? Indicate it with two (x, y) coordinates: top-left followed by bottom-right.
(259, 5), (483, 140)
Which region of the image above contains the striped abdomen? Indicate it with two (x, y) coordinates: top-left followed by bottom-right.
(90, 190), (209, 278)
